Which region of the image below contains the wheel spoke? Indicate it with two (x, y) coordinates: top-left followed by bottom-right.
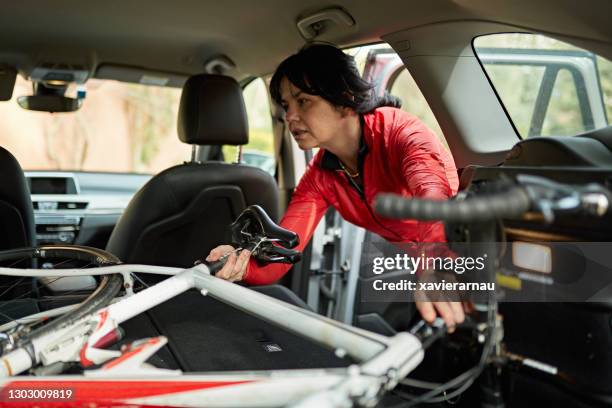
(130, 272), (150, 289)
(0, 245), (123, 373)
(0, 277), (26, 299)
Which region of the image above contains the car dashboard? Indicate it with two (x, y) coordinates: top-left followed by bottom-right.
(26, 171), (151, 249)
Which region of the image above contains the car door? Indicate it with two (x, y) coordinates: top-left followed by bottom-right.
(304, 46), (446, 333)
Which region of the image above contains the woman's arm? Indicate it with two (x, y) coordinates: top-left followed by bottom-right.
(241, 165), (330, 285)
(393, 114), (466, 329)
(394, 115), (458, 242)
(396, 122), (455, 200)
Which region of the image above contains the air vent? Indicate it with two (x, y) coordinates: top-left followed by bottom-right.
(58, 202), (88, 210)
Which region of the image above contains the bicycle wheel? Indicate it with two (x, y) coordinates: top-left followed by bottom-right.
(0, 245), (123, 356)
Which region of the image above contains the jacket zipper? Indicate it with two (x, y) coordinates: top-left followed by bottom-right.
(344, 174), (403, 241)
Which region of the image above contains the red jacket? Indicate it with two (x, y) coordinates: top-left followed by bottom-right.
(243, 107), (459, 285)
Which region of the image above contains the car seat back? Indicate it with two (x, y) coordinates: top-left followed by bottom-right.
(106, 75), (279, 268)
(0, 146), (35, 251)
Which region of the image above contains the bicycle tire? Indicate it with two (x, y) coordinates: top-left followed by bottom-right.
(0, 245), (123, 346)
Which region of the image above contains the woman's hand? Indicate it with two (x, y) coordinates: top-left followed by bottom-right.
(416, 301), (466, 333)
(414, 267), (468, 332)
(206, 245), (251, 282)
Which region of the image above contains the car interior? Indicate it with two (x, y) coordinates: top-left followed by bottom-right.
(0, 0), (611, 406)
(106, 74), (279, 270)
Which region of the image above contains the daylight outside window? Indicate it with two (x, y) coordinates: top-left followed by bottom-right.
(0, 77), (190, 174)
(473, 33), (611, 138)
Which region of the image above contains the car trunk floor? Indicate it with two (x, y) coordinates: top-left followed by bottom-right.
(118, 287), (354, 372)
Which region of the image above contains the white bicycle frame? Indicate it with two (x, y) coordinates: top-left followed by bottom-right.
(0, 263), (424, 407)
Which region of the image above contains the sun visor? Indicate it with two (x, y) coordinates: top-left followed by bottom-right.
(96, 64), (187, 88)
(0, 65), (17, 101)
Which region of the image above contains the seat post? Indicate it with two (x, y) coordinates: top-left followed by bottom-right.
(190, 145), (198, 162)
(235, 145), (243, 164)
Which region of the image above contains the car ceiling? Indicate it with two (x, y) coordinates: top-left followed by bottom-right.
(0, 0), (611, 82)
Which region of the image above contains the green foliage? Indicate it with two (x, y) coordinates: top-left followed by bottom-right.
(124, 84), (181, 171)
(598, 57), (612, 121)
(223, 129), (274, 163)
(224, 78), (275, 166)
(475, 33), (611, 138)
(390, 69), (448, 148)
(484, 65), (544, 137)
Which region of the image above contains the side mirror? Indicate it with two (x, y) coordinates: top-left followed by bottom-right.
(17, 95), (82, 113)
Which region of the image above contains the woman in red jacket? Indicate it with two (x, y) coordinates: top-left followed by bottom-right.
(207, 44), (464, 329)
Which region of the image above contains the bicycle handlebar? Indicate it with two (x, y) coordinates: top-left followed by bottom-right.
(375, 186), (531, 222)
(374, 175), (611, 223)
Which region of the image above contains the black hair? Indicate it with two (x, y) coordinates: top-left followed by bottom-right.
(270, 44), (401, 114)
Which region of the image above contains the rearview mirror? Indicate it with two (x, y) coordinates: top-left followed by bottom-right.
(17, 95), (82, 113)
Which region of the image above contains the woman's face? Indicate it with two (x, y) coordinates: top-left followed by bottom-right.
(279, 77), (348, 150)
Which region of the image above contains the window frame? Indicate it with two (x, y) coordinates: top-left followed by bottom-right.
(472, 37), (609, 139)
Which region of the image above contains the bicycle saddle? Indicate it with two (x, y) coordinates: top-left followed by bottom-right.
(230, 205), (299, 249)
(197, 206), (301, 274)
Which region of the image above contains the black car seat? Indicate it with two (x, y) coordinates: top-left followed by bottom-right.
(106, 74), (279, 268)
(0, 146), (36, 251)
(0, 146), (36, 302)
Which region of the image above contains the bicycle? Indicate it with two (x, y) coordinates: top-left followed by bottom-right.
(0, 173), (608, 407)
(0, 205), (430, 407)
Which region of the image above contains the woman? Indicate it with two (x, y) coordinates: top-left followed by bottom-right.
(207, 44), (464, 328)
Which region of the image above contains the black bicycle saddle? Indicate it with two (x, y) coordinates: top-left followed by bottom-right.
(198, 205), (301, 274)
(230, 205), (299, 249)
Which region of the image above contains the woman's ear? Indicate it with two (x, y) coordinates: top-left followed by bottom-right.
(340, 106), (357, 118)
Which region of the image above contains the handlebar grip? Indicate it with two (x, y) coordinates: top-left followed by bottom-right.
(202, 259), (226, 275)
(374, 187), (532, 222)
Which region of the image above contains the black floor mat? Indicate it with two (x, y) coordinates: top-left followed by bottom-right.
(114, 313), (181, 370)
(1, 286), (354, 373)
(135, 289), (354, 372)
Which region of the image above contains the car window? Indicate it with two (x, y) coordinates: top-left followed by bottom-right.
(388, 68), (448, 148)
(223, 77), (275, 176)
(348, 44), (449, 148)
(541, 68), (584, 135)
(473, 33), (611, 138)
(0, 76), (189, 173)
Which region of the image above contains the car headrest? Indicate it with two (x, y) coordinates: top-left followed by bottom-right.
(177, 74), (248, 145)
